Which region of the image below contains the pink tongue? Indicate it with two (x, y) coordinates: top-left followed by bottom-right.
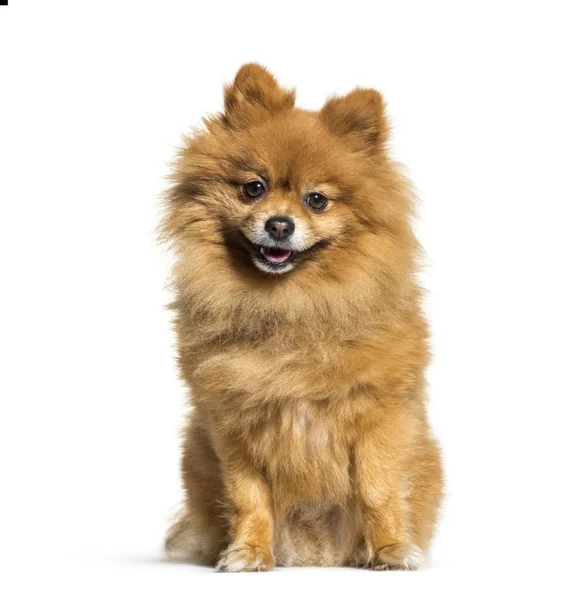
(261, 247), (292, 264)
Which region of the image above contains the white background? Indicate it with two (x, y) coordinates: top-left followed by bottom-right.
(1, 1), (572, 598)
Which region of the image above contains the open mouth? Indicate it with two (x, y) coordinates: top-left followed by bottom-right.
(259, 246), (292, 264)
(252, 244), (296, 272)
(236, 232), (325, 275)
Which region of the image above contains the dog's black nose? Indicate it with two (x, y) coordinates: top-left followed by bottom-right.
(265, 216), (295, 241)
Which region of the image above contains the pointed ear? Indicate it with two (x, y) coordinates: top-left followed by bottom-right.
(223, 63), (295, 128)
(320, 89), (389, 153)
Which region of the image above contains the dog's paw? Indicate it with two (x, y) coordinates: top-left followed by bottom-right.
(216, 543), (275, 572)
(368, 543), (423, 571)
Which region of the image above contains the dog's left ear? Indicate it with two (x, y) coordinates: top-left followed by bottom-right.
(223, 63), (295, 128)
(320, 89), (388, 153)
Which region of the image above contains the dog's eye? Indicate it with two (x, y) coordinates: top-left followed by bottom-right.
(304, 192), (328, 212)
(243, 180), (266, 200)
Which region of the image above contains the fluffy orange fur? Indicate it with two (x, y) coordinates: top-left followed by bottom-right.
(163, 64), (443, 571)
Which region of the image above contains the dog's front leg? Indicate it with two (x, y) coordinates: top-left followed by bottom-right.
(215, 442), (274, 572)
(354, 405), (422, 570)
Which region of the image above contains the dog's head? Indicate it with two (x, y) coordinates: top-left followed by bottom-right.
(165, 64), (414, 291)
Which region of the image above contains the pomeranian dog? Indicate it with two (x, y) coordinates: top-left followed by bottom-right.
(163, 64), (443, 571)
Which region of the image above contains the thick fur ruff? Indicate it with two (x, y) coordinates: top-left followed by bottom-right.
(163, 64), (443, 571)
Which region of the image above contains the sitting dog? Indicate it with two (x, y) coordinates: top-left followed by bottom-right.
(163, 64), (443, 571)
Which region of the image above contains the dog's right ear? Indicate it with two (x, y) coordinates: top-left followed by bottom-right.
(223, 63), (295, 128)
(320, 89), (388, 154)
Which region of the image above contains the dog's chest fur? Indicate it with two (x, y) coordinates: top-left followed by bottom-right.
(247, 399), (354, 508)
(191, 327), (381, 508)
